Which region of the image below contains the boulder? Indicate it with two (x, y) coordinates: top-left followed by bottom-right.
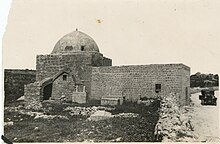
(88, 110), (113, 121)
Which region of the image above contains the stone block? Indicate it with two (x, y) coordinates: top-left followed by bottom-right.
(72, 92), (86, 104)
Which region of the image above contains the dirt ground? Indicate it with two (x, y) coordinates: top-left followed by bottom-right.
(190, 91), (220, 142)
(4, 100), (160, 142)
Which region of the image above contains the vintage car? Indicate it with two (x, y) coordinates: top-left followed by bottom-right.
(199, 89), (217, 105)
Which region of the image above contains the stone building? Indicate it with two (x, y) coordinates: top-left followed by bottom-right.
(24, 30), (190, 106)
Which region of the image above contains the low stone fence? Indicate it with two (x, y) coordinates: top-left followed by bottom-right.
(154, 93), (195, 142)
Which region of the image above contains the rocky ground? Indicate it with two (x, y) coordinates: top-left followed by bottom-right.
(4, 100), (160, 142)
(190, 90), (220, 142)
(5, 89), (219, 142)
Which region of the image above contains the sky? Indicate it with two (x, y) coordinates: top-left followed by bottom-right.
(2, 0), (220, 75)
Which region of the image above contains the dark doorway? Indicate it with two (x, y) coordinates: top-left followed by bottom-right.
(43, 83), (53, 100)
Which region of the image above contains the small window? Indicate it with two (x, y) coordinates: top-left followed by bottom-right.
(81, 45), (85, 51)
(155, 84), (161, 93)
(63, 75), (67, 81)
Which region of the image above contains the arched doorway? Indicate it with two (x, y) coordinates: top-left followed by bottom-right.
(43, 83), (53, 100)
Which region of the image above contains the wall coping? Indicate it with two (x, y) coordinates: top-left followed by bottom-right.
(92, 63), (190, 71)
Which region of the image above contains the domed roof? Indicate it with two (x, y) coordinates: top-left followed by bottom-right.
(51, 30), (99, 54)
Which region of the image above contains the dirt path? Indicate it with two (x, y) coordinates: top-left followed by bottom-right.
(190, 91), (220, 142)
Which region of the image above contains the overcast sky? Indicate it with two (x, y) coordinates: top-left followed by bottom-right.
(2, 0), (220, 74)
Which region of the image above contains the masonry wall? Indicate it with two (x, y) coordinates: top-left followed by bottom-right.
(36, 52), (112, 101)
(36, 53), (92, 81)
(4, 69), (36, 102)
(91, 64), (190, 106)
(51, 73), (76, 101)
(24, 82), (41, 103)
(180, 66), (191, 106)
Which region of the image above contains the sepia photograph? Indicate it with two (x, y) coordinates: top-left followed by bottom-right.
(2, 0), (220, 142)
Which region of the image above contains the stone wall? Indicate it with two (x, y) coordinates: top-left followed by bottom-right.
(51, 72), (76, 101)
(36, 52), (112, 81)
(181, 66), (191, 106)
(101, 97), (123, 106)
(24, 82), (41, 99)
(154, 93), (195, 142)
(102, 57), (112, 66)
(36, 53), (93, 81)
(4, 69), (36, 102)
(36, 52), (112, 101)
(91, 64), (190, 106)
(24, 81), (43, 110)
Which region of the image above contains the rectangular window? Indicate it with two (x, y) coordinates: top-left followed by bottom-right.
(81, 46), (85, 51)
(155, 84), (161, 93)
(63, 75), (67, 81)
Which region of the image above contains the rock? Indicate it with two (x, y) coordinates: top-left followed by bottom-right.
(13, 137), (17, 141)
(162, 130), (169, 136)
(88, 110), (113, 121)
(34, 127), (39, 130)
(17, 96), (25, 101)
(185, 131), (194, 138)
(34, 113), (69, 120)
(111, 137), (122, 142)
(4, 121), (13, 127)
(162, 136), (172, 142)
(171, 117), (181, 125)
(115, 137), (122, 141)
(161, 114), (168, 119)
(172, 125), (182, 131)
(169, 132), (177, 139)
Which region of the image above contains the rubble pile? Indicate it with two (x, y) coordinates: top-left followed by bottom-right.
(19, 110), (42, 117)
(4, 106), (22, 112)
(25, 98), (42, 111)
(154, 93), (195, 142)
(64, 106), (98, 116)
